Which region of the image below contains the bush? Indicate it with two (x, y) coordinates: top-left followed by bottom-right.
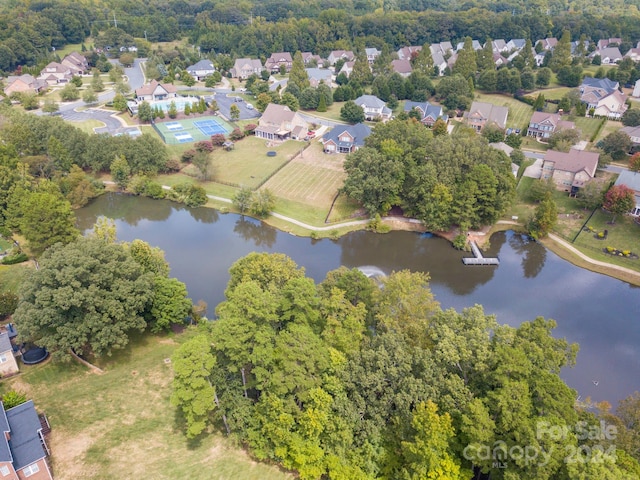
(144, 181), (166, 199)
(181, 150), (197, 162)
(244, 124), (257, 135)
(0, 292), (18, 318)
(229, 128), (245, 141)
(165, 157), (181, 172)
(210, 134), (226, 146)
(453, 234), (468, 251)
(2, 391), (27, 409)
(1, 253), (28, 265)
(195, 141), (214, 153)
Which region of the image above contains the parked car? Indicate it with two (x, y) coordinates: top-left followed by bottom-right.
(307, 130), (316, 138)
(246, 103), (254, 110)
(234, 96), (243, 102)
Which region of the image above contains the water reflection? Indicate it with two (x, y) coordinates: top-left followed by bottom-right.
(76, 194), (640, 406)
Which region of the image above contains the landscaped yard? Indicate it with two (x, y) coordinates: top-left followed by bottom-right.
(527, 87), (572, 101)
(0, 331), (292, 480)
(473, 93), (533, 130)
(573, 116), (606, 142)
(0, 264), (31, 294)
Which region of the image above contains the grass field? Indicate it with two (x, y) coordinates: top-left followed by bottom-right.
(0, 331), (292, 480)
(473, 93), (533, 130)
(0, 264), (31, 294)
(527, 87), (572, 101)
(573, 117), (606, 142)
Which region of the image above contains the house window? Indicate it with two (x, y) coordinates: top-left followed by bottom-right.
(0, 355), (6, 364)
(0, 465), (9, 476)
(23, 464), (39, 477)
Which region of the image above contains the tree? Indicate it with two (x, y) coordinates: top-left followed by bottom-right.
(601, 131), (632, 160)
(229, 104), (240, 121)
(316, 93), (327, 112)
(288, 51), (310, 94)
(528, 192), (557, 239)
(91, 74), (104, 93)
(533, 93), (545, 111)
(167, 101), (178, 119)
(452, 37), (477, 80)
(548, 128), (580, 151)
(119, 53), (134, 67)
(299, 87), (319, 110)
(603, 184), (635, 223)
(412, 44), (433, 75)
(111, 93), (128, 113)
(576, 181), (604, 210)
(482, 124), (504, 143)
(435, 74), (473, 110)
(42, 99), (59, 115)
(623, 109), (640, 127)
(505, 133), (522, 149)
(110, 155), (131, 189)
(127, 239), (169, 277)
(149, 276), (191, 332)
(1, 391), (27, 410)
(476, 39), (495, 73)
(170, 335), (217, 438)
(182, 72), (196, 86)
(191, 152), (211, 181)
(13, 237), (154, 359)
(630, 152), (640, 172)
(9, 188), (78, 255)
(82, 87), (98, 105)
(432, 118), (448, 136)
(340, 101), (365, 124)
(477, 69), (497, 92)
(281, 92), (299, 112)
(59, 83), (80, 101)
(549, 30), (572, 72)
(137, 101), (153, 122)
(233, 187), (253, 214)
(250, 189), (275, 218)
(536, 67), (552, 87)
(350, 53), (373, 86)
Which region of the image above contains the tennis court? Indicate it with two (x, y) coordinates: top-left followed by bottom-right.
(153, 116), (233, 145)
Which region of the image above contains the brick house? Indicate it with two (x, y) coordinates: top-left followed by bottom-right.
(321, 123), (371, 154)
(465, 101), (508, 132)
(230, 58), (264, 79)
(527, 112), (576, 139)
(542, 149), (599, 192)
(264, 52), (293, 73)
(254, 104), (308, 141)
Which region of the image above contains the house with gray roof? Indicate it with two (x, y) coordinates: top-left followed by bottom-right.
(590, 47), (622, 64)
(265, 52), (293, 73)
(0, 400), (52, 479)
(186, 59), (215, 80)
(542, 149), (599, 192)
(614, 170), (640, 216)
(404, 101), (448, 127)
(353, 95), (392, 121)
(391, 59), (412, 77)
(0, 332), (18, 377)
(464, 101), (508, 132)
(305, 68), (332, 88)
(506, 39), (526, 51)
(579, 77), (627, 119)
(230, 58), (264, 79)
(255, 104), (308, 141)
(456, 40), (482, 51)
(321, 123), (372, 154)
(365, 48), (381, 65)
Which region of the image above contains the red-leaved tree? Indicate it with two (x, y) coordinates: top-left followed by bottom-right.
(603, 184), (635, 223)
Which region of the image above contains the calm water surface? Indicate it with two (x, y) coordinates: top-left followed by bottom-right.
(76, 194), (640, 406)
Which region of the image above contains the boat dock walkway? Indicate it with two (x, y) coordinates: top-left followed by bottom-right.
(462, 241), (500, 266)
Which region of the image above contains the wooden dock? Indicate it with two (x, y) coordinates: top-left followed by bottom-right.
(462, 241), (500, 266)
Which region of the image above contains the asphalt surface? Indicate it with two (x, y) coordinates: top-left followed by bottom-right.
(211, 91), (260, 121)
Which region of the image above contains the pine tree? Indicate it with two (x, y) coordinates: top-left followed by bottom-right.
(412, 44), (434, 76)
(477, 38), (495, 72)
(453, 37), (477, 80)
(350, 53), (373, 86)
(288, 51), (310, 94)
(317, 93), (327, 112)
(549, 30), (572, 73)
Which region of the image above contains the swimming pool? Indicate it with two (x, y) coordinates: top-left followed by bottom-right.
(150, 96), (201, 113)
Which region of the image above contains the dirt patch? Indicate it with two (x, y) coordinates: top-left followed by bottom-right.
(50, 430), (96, 480)
(158, 337), (178, 345)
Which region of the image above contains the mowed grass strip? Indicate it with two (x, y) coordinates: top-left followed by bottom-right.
(263, 162), (345, 206)
(573, 117), (606, 142)
(474, 93), (533, 130)
(2, 331), (292, 480)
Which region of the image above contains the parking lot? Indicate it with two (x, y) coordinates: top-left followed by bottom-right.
(211, 91), (260, 121)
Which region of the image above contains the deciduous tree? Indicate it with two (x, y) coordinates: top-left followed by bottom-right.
(603, 184), (635, 223)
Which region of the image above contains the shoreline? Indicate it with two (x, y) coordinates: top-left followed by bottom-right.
(104, 185), (640, 287)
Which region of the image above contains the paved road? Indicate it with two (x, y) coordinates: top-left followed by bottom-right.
(61, 108), (141, 136)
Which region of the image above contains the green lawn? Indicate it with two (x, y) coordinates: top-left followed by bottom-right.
(573, 210), (640, 269)
(1, 331), (292, 480)
(0, 264), (31, 294)
(593, 120), (621, 143)
(473, 93), (533, 130)
(573, 117), (606, 142)
(66, 119), (106, 135)
(306, 102), (348, 123)
(527, 87), (572, 101)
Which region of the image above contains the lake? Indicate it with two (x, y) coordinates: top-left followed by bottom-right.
(76, 193), (640, 407)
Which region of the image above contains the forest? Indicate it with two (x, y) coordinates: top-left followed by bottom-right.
(171, 252), (640, 480)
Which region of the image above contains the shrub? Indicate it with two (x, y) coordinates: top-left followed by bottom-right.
(210, 134), (226, 146)
(623, 250), (631, 256)
(181, 149), (197, 162)
(2, 391), (26, 409)
(244, 124), (257, 135)
(144, 181), (166, 199)
(453, 234), (468, 250)
(606, 246), (615, 253)
(1, 253), (28, 265)
(195, 141), (214, 153)
(0, 292), (18, 318)
(229, 128), (245, 141)
(165, 157), (181, 172)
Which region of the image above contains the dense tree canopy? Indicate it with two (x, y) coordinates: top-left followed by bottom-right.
(171, 252), (640, 479)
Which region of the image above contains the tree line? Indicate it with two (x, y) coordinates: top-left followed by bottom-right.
(171, 252), (640, 479)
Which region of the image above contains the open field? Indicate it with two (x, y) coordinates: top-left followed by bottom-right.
(527, 87), (572, 101)
(67, 119), (106, 135)
(0, 331), (292, 480)
(0, 264), (32, 294)
(473, 93), (533, 130)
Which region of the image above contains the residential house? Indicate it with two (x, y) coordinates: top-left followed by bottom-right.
(327, 50), (354, 66)
(429, 42), (453, 76)
(186, 60), (215, 80)
(264, 52), (293, 73)
(321, 123), (372, 154)
(621, 125), (640, 146)
(365, 48), (381, 65)
(301, 52), (324, 66)
(119, 45), (138, 53)
(633, 79), (640, 98)
(506, 39), (526, 51)
(536, 37), (558, 51)
(570, 40), (591, 56)
(254, 104), (308, 141)
(305, 68), (332, 88)
(597, 38), (622, 50)
(3, 75), (46, 96)
(579, 77), (627, 119)
(37, 62), (73, 85)
(397, 46), (422, 61)
(61, 51), (89, 75)
(493, 53), (508, 68)
(0, 332), (18, 377)
(614, 170), (640, 216)
(489, 39), (508, 53)
(542, 149), (599, 191)
(465, 101), (508, 132)
(590, 47), (622, 64)
(456, 40), (482, 52)
(527, 112), (576, 139)
(534, 50), (547, 67)
(624, 42), (640, 62)
(230, 58), (264, 79)
(391, 59), (412, 77)
(135, 80), (178, 102)
(338, 61), (355, 78)
(431, 51), (448, 76)
(0, 400), (53, 480)
(404, 101), (448, 127)
(353, 95), (392, 121)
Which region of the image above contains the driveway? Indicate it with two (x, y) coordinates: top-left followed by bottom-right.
(523, 158), (543, 178)
(213, 93), (260, 121)
(61, 108), (140, 136)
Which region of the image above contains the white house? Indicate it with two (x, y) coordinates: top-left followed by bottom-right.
(353, 95), (392, 121)
(186, 60), (216, 80)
